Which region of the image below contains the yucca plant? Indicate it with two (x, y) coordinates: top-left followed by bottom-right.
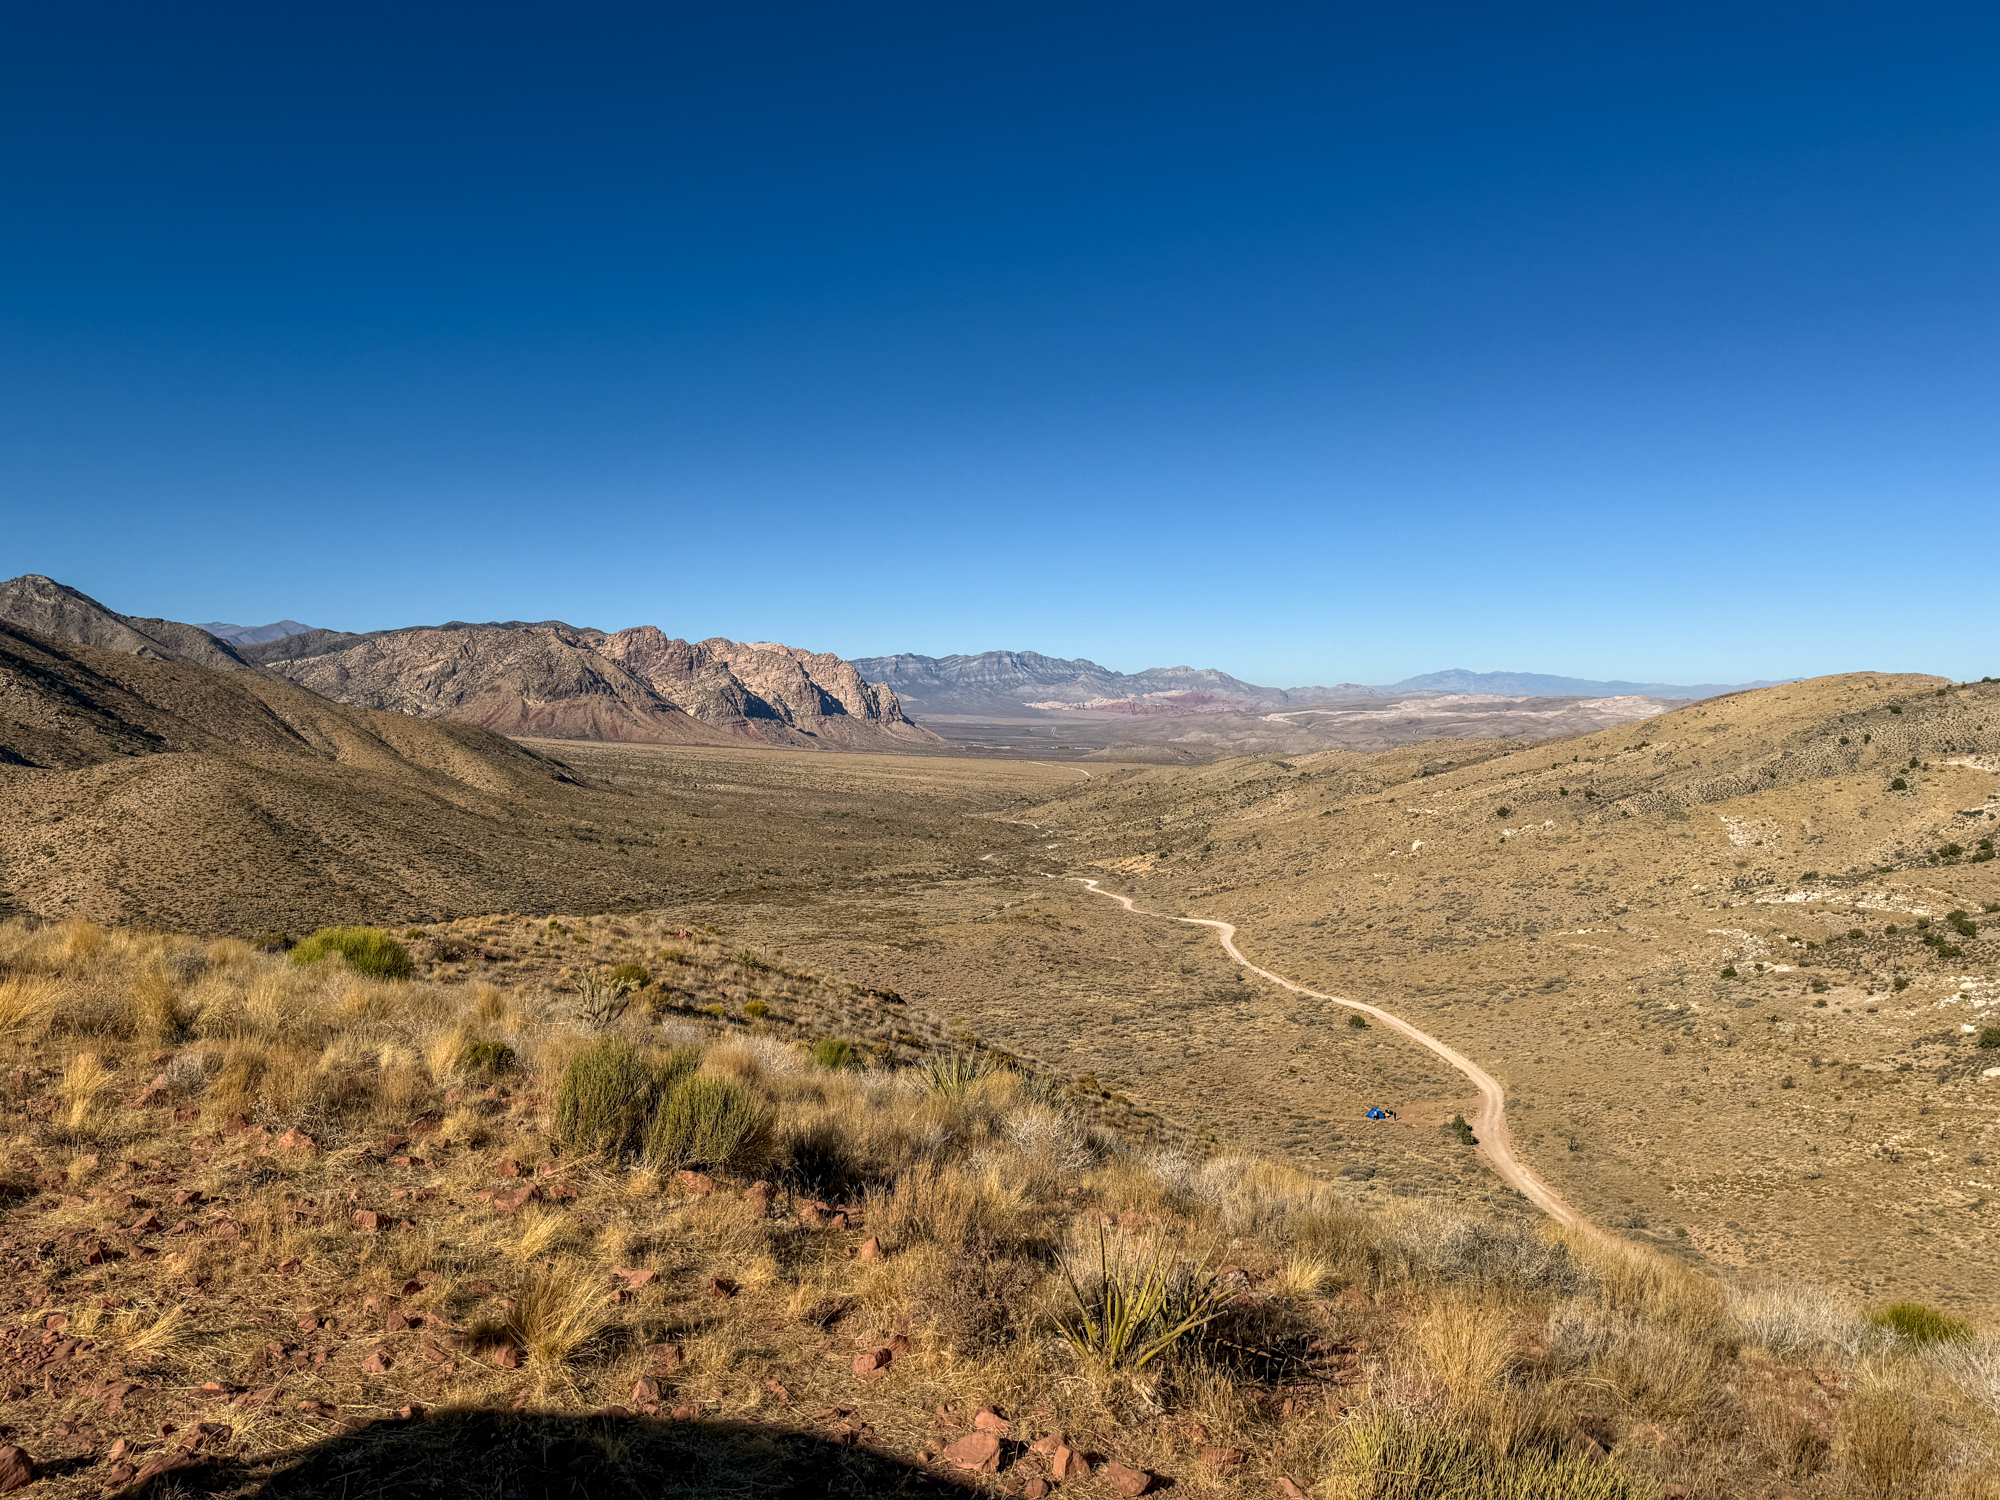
(1057, 1220), (1232, 1372)
(921, 1049), (995, 1097)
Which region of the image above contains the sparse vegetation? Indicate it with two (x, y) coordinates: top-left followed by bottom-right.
(0, 914), (1993, 1500)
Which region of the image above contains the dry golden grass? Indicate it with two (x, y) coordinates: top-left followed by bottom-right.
(0, 913), (1994, 1500)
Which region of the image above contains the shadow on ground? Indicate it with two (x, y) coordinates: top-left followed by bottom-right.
(136, 1410), (977, 1500)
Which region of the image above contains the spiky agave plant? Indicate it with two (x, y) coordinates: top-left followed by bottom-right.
(1058, 1219), (1233, 1373)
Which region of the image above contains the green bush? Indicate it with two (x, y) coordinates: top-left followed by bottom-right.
(1720, 965), (1738, 979)
(1444, 1114), (1477, 1146)
(1978, 1028), (2000, 1050)
(460, 1039), (517, 1075)
(1867, 1302), (1971, 1345)
(742, 998), (770, 1019)
(645, 1074), (769, 1171)
(1495, 806), (1511, 819)
(1346, 1013), (1370, 1030)
(813, 1038), (861, 1070)
(553, 1039), (693, 1158)
(290, 926), (413, 979)
(1890, 778), (1908, 791)
(608, 962), (650, 989)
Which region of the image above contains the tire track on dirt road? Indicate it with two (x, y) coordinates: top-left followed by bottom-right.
(1069, 876), (1585, 1229)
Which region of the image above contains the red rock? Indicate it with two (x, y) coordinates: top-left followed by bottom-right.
(1198, 1446), (1248, 1471)
(443, 1086), (466, 1104)
(362, 1348), (393, 1373)
(495, 1158), (522, 1178)
(675, 1170), (714, 1195)
(1569, 1433), (1608, 1464)
(852, 1347), (890, 1377)
(276, 1128), (317, 1156)
(171, 1189), (203, 1206)
(353, 1210), (383, 1232)
(384, 1312), (410, 1332)
(703, 1277), (737, 1299)
(1103, 1462), (1153, 1496)
(647, 1343), (684, 1371)
(856, 1236), (883, 1261)
(80, 1241), (106, 1265)
(130, 1210), (161, 1233)
(828, 1212), (849, 1231)
(631, 1377), (660, 1404)
(492, 1185), (537, 1215)
(973, 1408), (1009, 1434)
(277, 1257), (302, 1273)
(1024, 1483), (1049, 1500)
(1663, 1489), (1687, 1500)
(1050, 1446), (1090, 1480)
(398, 1404), (425, 1421)
(670, 1405), (695, 1421)
(233, 1387), (276, 1410)
(1029, 1433), (1064, 1456)
(611, 1267), (656, 1288)
(743, 1181), (774, 1210)
(1274, 1480), (1308, 1500)
(105, 1440), (131, 1465)
(0, 1446), (31, 1492)
(296, 1314), (320, 1332)
(798, 1203), (829, 1227)
(941, 1431), (1002, 1474)
(491, 1346), (520, 1369)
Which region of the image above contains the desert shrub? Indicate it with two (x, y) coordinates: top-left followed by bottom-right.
(1347, 1013), (1370, 1029)
(459, 1039), (517, 1076)
(552, 1038), (663, 1158)
(1385, 1203), (1586, 1296)
(644, 1073), (769, 1172)
(1445, 1113), (1477, 1145)
(1546, 1299), (1720, 1418)
(1730, 1281), (1868, 1359)
(290, 927), (413, 980)
(813, 1038), (860, 1070)
(1890, 777), (1908, 791)
(1979, 1028), (2000, 1050)
(1332, 1409), (1640, 1498)
(1416, 1297), (1516, 1412)
(742, 998), (769, 1019)
(1867, 1301), (1971, 1345)
(867, 1162), (1000, 1252)
(607, 962), (649, 989)
(246, 930), (292, 952)
(1720, 965), (1738, 978)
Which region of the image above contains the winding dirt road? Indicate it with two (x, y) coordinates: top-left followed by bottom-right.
(1070, 877), (1584, 1228)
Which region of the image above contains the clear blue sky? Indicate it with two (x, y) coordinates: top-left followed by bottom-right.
(3, 3), (1996, 686)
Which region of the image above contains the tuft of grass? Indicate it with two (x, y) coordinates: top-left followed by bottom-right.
(1839, 1385), (1939, 1496)
(0, 975), (61, 1037)
(508, 1257), (610, 1381)
(552, 1038), (665, 1158)
(1057, 1220), (1231, 1373)
(1336, 1409), (1641, 1498)
(644, 1073), (769, 1172)
(1867, 1301), (1971, 1345)
(290, 927), (413, 980)
(812, 1037), (861, 1070)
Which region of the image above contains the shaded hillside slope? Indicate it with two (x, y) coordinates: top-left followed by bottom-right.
(0, 574), (253, 673)
(0, 624), (637, 930)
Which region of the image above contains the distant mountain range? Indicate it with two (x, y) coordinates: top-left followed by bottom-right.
(195, 619), (315, 645)
(0, 577), (937, 754)
(850, 650), (1779, 717)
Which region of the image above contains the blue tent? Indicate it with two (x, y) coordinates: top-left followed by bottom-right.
(1365, 1107), (1386, 1120)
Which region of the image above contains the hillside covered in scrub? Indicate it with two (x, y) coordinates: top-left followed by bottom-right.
(0, 916), (1995, 1499)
